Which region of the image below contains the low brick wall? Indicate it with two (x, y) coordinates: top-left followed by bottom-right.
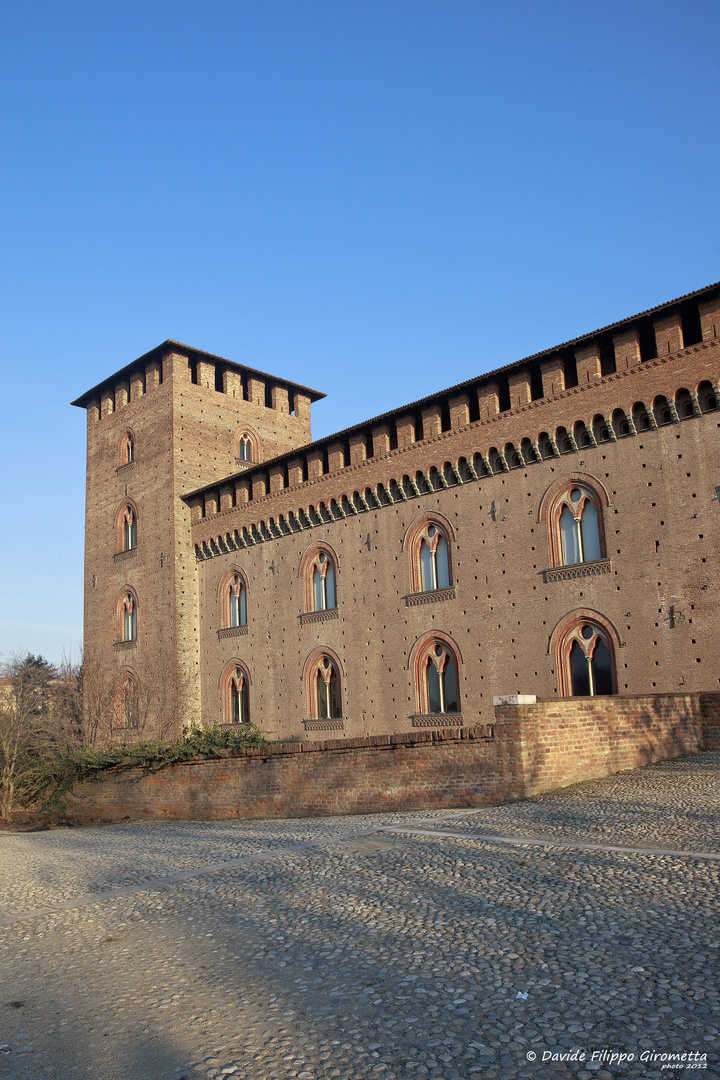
(68, 693), (720, 822)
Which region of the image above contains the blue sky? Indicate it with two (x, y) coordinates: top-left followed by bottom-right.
(1, 0), (718, 665)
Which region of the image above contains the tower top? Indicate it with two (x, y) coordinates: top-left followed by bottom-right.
(70, 338), (326, 409)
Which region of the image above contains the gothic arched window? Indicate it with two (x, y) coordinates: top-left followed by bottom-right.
(221, 661), (251, 724)
(219, 569), (248, 628)
(116, 589), (138, 642)
(299, 543), (339, 614)
(555, 617), (617, 697)
(410, 633), (462, 717)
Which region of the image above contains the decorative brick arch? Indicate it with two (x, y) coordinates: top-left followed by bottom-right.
(549, 609), (621, 697)
(298, 541), (339, 612)
(217, 566), (249, 627)
(114, 586), (139, 642)
(119, 428), (135, 466)
(218, 658), (252, 724)
(408, 631), (463, 716)
(538, 473), (609, 568)
(114, 667), (139, 729)
(114, 498), (139, 552)
(402, 512), (456, 594)
(233, 424), (261, 464)
(302, 646), (344, 720)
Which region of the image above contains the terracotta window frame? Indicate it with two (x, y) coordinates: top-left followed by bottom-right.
(408, 631), (462, 717)
(298, 542), (339, 614)
(233, 425), (260, 464)
(302, 647), (344, 720)
(219, 658), (252, 725)
(402, 512), (456, 596)
(115, 499), (139, 553)
(218, 567), (249, 628)
(539, 473), (609, 569)
(115, 586), (138, 643)
(119, 429), (135, 466)
(549, 609), (621, 698)
(114, 668), (139, 729)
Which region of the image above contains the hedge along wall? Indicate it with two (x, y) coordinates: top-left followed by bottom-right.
(69, 693), (720, 823)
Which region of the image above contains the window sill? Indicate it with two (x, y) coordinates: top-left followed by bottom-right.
(116, 461), (135, 474)
(114, 548), (138, 563)
(113, 639), (137, 650)
(217, 625), (249, 640)
(303, 718), (344, 732)
(411, 713), (464, 728)
(405, 586), (456, 607)
(300, 607), (339, 626)
(545, 558), (612, 583)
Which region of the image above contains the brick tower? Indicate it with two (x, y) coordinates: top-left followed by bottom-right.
(72, 341), (324, 740)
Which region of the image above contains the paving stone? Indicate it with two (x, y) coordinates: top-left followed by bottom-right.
(0, 753), (718, 1079)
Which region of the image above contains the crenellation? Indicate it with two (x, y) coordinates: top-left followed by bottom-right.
(73, 283), (720, 746)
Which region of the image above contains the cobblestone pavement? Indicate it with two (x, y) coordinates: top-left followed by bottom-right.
(1, 753), (718, 1080)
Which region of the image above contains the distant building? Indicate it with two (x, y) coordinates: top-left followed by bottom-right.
(72, 282), (720, 741)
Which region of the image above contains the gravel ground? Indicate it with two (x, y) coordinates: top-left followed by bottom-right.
(1, 752), (718, 1080)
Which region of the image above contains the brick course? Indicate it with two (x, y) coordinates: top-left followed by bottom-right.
(68, 693), (720, 822)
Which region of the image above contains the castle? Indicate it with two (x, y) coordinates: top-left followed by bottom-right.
(72, 282), (720, 743)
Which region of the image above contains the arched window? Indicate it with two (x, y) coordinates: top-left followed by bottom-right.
(419, 525), (450, 591)
(675, 388), (694, 419)
(592, 414), (611, 443)
(409, 633), (462, 717)
(540, 475), (609, 570)
(120, 430), (134, 465)
(115, 500), (139, 553)
(219, 570), (247, 628)
(304, 649), (344, 720)
(116, 671), (139, 728)
(558, 489), (602, 565)
(299, 543), (339, 613)
(116, 590), (137, 642)
(403, 514), (455, 595)
(221, 660), (251, 724)
(122, 506), (137, 550)
(551, 612), (619, 697)
(233, 426), (259, 463)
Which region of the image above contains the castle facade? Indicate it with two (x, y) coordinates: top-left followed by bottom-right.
(72, 283), (720, 742)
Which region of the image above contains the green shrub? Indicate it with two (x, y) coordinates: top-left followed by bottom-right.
(15, 723), (264, 812)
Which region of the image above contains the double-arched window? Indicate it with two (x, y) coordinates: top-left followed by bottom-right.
(221, 660), (251, 724)
(119, 430), (134, 466)
(557, 488), (602, 565)
(403, 513), (455, 596)
(234, 426), (259, 464)
(299, 543), (339, 614)
(115, 500), (138, 553)
(219, 569), (248, 628)
(116, 670), (139, 728)
(116, 588), (138, 642)
(409, 633), (462, 717)
(551, 611), (619, 697)
(304, 648), (343, 720)
(540, 475), (608, 570)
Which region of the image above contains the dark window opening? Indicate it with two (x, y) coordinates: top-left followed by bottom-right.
(468, 389), (480, 422)
(414, 410), (424, 442)
(389, 424), (398, 451)
(638, 319), (657, 363)
(599, 337), (616, 376)
(265, 383), (273, 408)
(563, 354), (578, 389)
(322, 448), (329, 475)
(440, 399), (451, 432)
(530, 366), (544, 401)
(498, 377), (511, 412)
(302, 457), (309, 482)
(343, 440), (351, 467)
(189, 360), (198, 385)
(681, 303), (702, 348)
(215, 365), (224, 393)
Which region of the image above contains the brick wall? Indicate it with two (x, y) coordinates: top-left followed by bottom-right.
(67, 693), (720, 822)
